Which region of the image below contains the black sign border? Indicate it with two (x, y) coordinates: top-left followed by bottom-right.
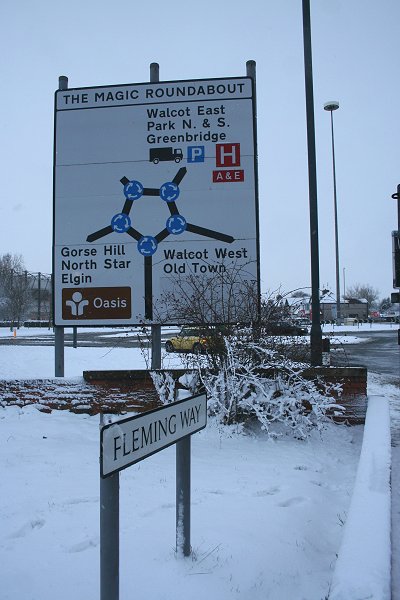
(52, 75), (260, 327)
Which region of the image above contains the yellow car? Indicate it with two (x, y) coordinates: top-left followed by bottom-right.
(165, 326), (226, 354)
(165, 327), (208, 354)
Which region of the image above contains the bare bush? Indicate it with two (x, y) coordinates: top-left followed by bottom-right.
(143, 266), (342, 437)
(177, 328), (342, 438)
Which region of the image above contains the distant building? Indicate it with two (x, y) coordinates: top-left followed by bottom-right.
(285, 296), (311, 319)
(320, 298), (369, 322)
(286, 295), (369, 322)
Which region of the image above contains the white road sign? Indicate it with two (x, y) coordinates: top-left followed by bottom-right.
(100, 393), (207, 477)
(53, 77), (259, 325)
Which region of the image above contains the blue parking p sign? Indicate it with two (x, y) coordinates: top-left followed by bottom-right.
(187, 146), (205, 163)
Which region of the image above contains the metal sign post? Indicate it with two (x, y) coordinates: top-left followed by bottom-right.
(100, 413), (119, 600)
(99, 393), (207, 599)
(54, 325), (64, 377)
(100, 470), (119, 600)
(53, 75), (68, 377)
(150, 63), (162, 370)
(176, 435), (191, 556)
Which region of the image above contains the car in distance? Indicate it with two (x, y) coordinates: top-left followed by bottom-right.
(265, 321), (308, 336)
(293, 318), (311, 328)
(165, 326), (225, 353)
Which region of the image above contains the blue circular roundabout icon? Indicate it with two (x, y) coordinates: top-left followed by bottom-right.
(137, 236), (158, 256)
(166, 214), (187, 235)
(160, 182), (180, 203)
(111, 213), (131, 233)
(123, 180), (144, 200)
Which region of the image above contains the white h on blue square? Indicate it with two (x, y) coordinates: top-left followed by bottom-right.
(187, 146), (205, 163)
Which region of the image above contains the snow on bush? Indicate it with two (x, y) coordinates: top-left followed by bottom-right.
(201, 332), (342, 438)
(150, 370), (176, 404)
(154, 328), (343, 439)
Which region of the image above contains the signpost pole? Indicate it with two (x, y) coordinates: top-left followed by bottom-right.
(149, 62), (162, 371)
(151, 325), (162, 370)
(37, 272), (41, 320)
(246, 59), (261, 323)
(176, 435), (191, 557)
(72, 326), (78, 348)
(100, 394), (207, 566)
(54, 326), (64, 377)
(100, 414), (119, 600)
(54, 75), (68, 377)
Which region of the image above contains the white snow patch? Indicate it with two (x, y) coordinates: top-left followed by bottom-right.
(329, 395), (392, 600)
(0, 402), (363, 600)
(0, 334), (395, 599)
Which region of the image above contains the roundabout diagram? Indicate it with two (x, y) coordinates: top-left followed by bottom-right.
(87, 167), (235, 256)
(86, 167), (235, 318)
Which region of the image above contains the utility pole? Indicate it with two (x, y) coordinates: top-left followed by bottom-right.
(391, 185), (400, 344)
(324, 101), (341, 324)
(302, 0), (322, 365)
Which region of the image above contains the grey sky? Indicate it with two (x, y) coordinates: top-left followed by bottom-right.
(1, 0), (398, 300)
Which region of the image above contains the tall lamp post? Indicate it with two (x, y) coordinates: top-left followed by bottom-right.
(324, 101), (341, 324)
(302, 0), (323, 366)
(391, 186), (400, 345)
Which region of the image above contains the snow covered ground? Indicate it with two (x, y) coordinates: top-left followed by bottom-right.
(369, 373), (400, 600)
(0, 331), (396, 599)
(0, 320), (397, 341)
(329, 395), (391, 600)
(1, 406), (362, 600)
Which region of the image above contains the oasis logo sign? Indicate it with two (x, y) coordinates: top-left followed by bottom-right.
(62, 287), (131, 320)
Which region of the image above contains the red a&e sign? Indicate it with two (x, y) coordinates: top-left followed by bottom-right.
(213, 143), (244, 183)
(213, 170), (244, 183)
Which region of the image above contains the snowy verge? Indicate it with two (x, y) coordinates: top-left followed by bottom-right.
(329, 395), (391, 600)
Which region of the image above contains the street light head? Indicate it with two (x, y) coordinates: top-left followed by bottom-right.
(324, 101), (339, 112)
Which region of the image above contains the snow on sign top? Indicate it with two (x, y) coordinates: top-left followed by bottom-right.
(53, 76), (259, 326)
(100, 393), (207, 477)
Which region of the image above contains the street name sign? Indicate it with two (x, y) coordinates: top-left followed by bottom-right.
(53, 76), (259, 325)
(100, 393), (207, 477)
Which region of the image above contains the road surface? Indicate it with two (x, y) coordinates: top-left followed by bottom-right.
(332, 329), (400, 378)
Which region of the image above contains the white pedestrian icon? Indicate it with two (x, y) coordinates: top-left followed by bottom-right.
(65, 291), (89, 316)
